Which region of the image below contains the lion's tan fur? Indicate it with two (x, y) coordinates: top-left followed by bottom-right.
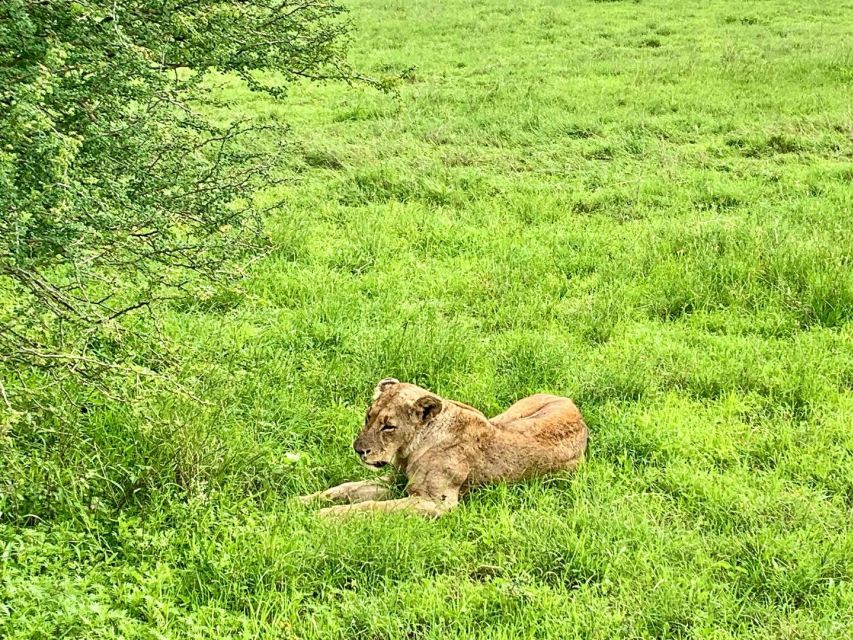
(299, 379), (588, 518)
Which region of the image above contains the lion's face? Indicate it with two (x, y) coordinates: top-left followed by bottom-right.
(353, 378), (443, 469)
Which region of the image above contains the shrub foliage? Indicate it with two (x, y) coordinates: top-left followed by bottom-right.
(0, 0), (351, 406)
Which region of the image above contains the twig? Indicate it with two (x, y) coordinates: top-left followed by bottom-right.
(106, 300), (150, 321)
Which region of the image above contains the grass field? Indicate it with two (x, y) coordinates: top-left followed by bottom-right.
(3, 0), (853, 637)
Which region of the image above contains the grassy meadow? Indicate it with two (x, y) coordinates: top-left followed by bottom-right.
(3, 0), (853, 637)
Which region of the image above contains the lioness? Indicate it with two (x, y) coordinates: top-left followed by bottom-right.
(299, 378), (588, 518)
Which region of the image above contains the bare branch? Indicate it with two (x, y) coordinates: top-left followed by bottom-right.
(0, 376), (11, 411)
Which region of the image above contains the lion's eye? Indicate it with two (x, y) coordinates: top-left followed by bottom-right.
(381, 424), (397, 432)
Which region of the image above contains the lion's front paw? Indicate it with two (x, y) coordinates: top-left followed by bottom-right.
(296, 493), (320, 506)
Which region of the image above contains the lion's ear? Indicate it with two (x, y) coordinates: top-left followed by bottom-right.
(373, 377), (400, 401)
(413, 395), (442, 424)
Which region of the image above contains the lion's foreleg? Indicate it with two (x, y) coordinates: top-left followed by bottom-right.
(297, 477), (392, 505)
(316, 493), (458, 519)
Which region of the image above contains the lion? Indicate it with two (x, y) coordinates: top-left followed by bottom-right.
(298, 378), (588, 518)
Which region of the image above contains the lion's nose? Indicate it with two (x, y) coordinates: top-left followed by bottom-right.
(354, 444), (370, 457)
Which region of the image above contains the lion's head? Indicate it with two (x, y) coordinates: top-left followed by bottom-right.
(353, 378), (443, 468)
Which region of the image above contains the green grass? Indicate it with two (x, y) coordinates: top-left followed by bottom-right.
(3, 0), (853, 637)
